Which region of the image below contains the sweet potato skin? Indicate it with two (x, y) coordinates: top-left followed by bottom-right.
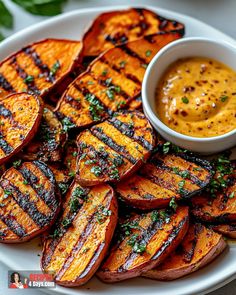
(81, 8), (185, 57)
(0, 39), (82, 101)
(115, 151), (212, 210)
(210, 224), (236, 239)
(0, 161), (61, 243)
(41, 182), (118, 287)
(143, 223), (227, 280)
(0, 93), (43, 165)
(97, 206), (189, 283)
(55, 32), (182, 130)
(76, 111), (155, 186)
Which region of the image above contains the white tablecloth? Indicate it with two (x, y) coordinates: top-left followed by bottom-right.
(0, 0), (236, 294)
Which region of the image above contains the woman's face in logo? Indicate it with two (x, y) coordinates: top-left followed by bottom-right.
(14, 273), (20, 283)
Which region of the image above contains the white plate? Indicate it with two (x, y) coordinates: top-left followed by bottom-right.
(0, 5), (236, 295)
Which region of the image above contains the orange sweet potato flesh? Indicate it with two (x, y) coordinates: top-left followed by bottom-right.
(191, 177), (236, 223)
(143, 223), (227, 280)
(97, 206), (189, 283)
(211, 224), (236, 239)
(76, 111), (155, 186)
(0, 39), (82, 100)
(115, 152), (212, 210)
(41, 181), (118, 287)
(21, 106), (67, 162)
(0, 161), (61, 243)
(63, 140), (78, 177)
(55, 32), (182, 129)
(81, 8), (184, 57)
(0, 93), (43, 165)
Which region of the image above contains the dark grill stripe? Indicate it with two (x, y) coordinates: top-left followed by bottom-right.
(64, 95), (81, 110)
(108, 117), (153, 151)
(19, 162), (58, 211)
(120, 45), (147, 64)
(74, 83), (112, 115)
(79, 242), (105, 279)
(0, 104), (12, 118)
(91, 127), (137, 164)
(23, 47), (53, 83)
(10, 57), (40, 94)
(0, 74), (14, 92)
(0, 132), (13, 155)
(100, 56), (142, 84)
(0, 179), (51, 228)
(0, 213), (26, 237)
(151, 156), (205, 188)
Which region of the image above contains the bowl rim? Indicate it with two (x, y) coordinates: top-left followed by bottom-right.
(142, 36), (236, 142)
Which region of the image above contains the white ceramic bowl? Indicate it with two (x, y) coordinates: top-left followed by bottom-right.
(142, 37), (236, 154)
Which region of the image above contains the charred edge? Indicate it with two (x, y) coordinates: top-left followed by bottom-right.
(19, 161), (59, 210)
(0, 74), (14, 92)
(0, 213), (26, 238)
(10, 57), (40, 94)
(120, 44), (147, 65)
(0, 132), (13, 155)
(79, 242), (105, 279)
(1, 180), (52, 228)
(151, 156), (206, 188)
(100, 56), (141, 85)
(55, 211), (98, 280)
(109, 117), (153, 151)
(23, 47), (53, 83)
(64, 95), (81, 110)
(152, 217), (188, 260)
(179, 226), (199, 263)
(74, 83), (112, 115)
(120, 214), (166, 271)
(0, 104), (12, 118)
(91, 126), (137, 164)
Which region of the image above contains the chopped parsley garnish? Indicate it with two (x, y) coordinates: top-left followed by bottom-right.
(151, 210), (159, 222)
(58, 183), (69, 195)
(12, 159), (22, 168)
(102, 69), (108, 76)
(229, 192), (235, 199)
(220, 95), (228, 102)
(61, 218), (72, 228)
(50, 60), (60, 76)
(169, 197), (178, 211)
(120, 221), (140, 236)
(23, 179), (28, 185)
(85, 93), (104, 121)
(3, 189), (11, 198)
(91, 165), (102, 177)
(24, 75), (34, 84)
(68, 171), (75, 177)
(119, 60), (127, 68)
(61, 117), (76, 132)
(178, 180), (186, 195)
(163, 142), (171, 154)
(95, 205), (111, 224)
(182, 96), (189, 104)
(69, 186), (87, 213)
(141, 63), (148, 69)
(145, 49), (152, 57)
(127, 234), (146, 254)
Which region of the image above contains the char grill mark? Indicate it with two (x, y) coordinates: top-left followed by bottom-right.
(90, 127), (137, 164)
(0, 132), (13, 155)
(0, 74), (14, 92)
(120, 45), (147, 65)
(10, 57), (40, 94)
(109, 117), (153, 151)
(0, 213), (26, 237)
(0, 179), (50, 228)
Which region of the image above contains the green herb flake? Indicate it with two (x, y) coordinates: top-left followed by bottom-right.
(228, 192), (235, 199)
(220, 95), (228, 102)
(145, 50), (152, 57)
(50, 60), (60, 76)
(12, 159), (22, 168)
(119, 60), (127, 68)
(182, 96), (189, 104)
(91, 166), (102, 177)
(24, 75), (34, 84)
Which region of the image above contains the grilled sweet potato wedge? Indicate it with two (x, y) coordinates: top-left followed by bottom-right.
(115, 151), (212, 209)
(0, 93), (43, 165)
(0, 161), (61, 243)
(210, 224), (236, 239)
(191, 177), (236, 223)
(41, 181), (117, 286)
(143, 223), (227, 280)
(76, 111), (155, 186)
(56, 32), (182, 129)
(0, 39), (82, 100)
(22, 106), (67, 162)
(81, 8), (184, 58)
(97, 206), (189, 283)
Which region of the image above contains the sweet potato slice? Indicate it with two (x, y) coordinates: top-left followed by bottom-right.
(48, 163), (71, 197)
(76, 111), (155, 186)
(81, 8), (184, 58)
(115, 152), (212, 209)
(143, 223), (227, 280)
(191, 177), (236, 223)
(97, 206), (189, 283)
(63, 139), (78, 178)
(0, 161), (61, 243)
(22, 106), (67, 162)
(0, 39), (82, 100)
(0, 93), (43, 165)
(56, 32), (182, 129)
(210, 224), (236, 239)
(41, 181), (117, 286)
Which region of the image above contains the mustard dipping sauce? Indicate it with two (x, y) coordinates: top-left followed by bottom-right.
(155, 57), (236, 137)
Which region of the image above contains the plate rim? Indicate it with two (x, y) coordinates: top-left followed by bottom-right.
(0, 4), (236, 295)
